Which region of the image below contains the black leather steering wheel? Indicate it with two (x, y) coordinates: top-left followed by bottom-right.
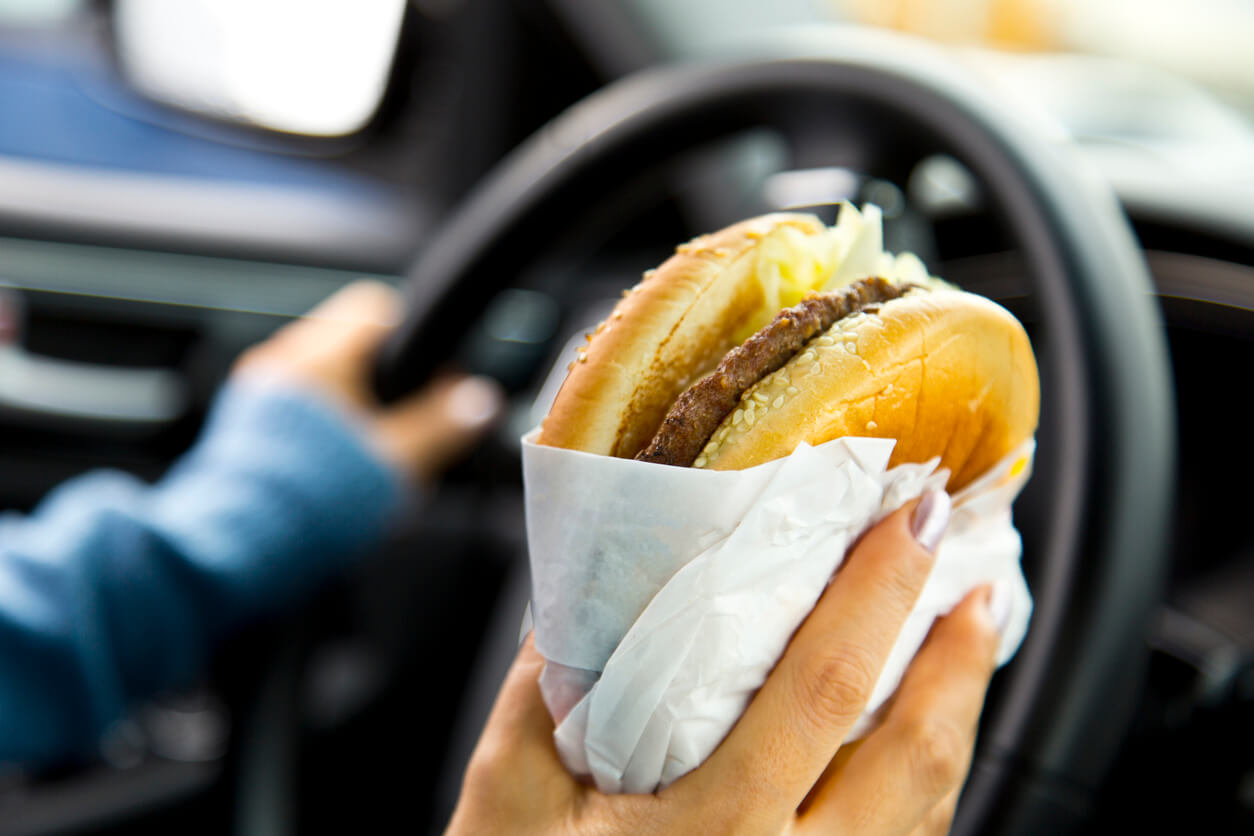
(376, 29), (1175, 834)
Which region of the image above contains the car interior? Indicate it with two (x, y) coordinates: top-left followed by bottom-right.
(1, 1), (1251, 834)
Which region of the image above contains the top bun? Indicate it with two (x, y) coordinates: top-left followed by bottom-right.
(538, 213), (827, 457)
(694, 288), (1039, 491)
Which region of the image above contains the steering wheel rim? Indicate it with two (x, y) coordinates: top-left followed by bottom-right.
(378, 29), (1175, 833)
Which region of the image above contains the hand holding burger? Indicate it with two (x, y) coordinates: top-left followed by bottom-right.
(445, 499), (1008, 836)
(469, 205), (1037, 828)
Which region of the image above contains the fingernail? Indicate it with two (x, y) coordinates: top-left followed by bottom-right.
(446, 376), (504, 429)
(986, 579), (1014, 633)
(910, 489), (951, 553)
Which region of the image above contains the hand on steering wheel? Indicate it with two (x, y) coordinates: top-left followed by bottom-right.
(235, 280), (504, 485)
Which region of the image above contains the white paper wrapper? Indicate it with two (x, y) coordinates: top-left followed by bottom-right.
(522, 432), (1034, 794)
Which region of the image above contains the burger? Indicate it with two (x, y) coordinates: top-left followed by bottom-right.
(537, 205), (1039, 490)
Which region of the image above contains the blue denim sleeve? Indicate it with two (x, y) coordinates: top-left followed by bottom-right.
(0, 379), (407, 767)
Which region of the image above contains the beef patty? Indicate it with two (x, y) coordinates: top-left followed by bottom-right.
(635, 277), (910, 467)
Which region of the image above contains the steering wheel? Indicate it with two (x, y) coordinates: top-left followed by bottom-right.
(376, 29), (1175, 834)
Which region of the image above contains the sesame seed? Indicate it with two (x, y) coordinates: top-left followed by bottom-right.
(772, 395), (785, 409)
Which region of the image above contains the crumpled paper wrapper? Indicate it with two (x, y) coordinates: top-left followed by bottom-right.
(522, 431), (1034, 794)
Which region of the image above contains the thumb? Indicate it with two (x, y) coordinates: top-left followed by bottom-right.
(374, 374), (505, 482)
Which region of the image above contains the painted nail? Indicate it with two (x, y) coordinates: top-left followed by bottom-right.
(446, 376), (504, 429)
(910, 489), (951, 553)
(987, 578), (1014, 633)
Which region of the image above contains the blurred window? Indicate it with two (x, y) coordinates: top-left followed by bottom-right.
(0, 0), (82, 26)
(831, 0), (1254, 127)
(114, 0), (406, 137)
